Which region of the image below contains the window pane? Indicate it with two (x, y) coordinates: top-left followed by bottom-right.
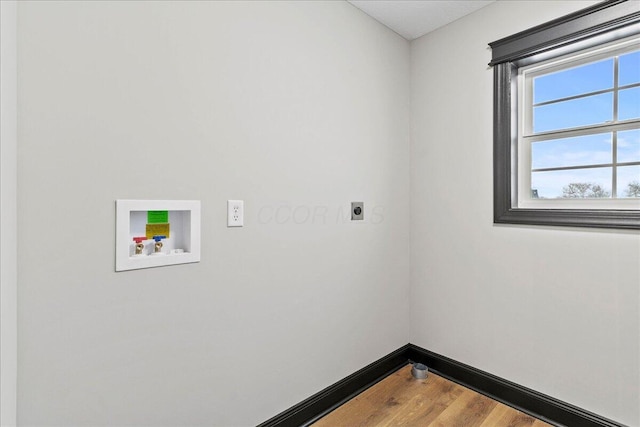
(532, 133), (611, 170)
(619, 50), (640, 86)
(618, 129), (640, 163)
(531, 167), (612, 199)
(533, 93), (613, 133)
(618, 86), (640, 121)
(533, 58), (613, 104)
(617, 165), (640, 198)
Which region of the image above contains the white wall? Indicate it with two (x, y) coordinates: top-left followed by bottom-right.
(410, 1), (640, 426)
(1, 1), (18, 425)
(17, 1), (410, 425)
(15, 1), (640, 425)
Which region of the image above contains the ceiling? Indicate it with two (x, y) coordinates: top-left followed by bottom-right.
(347, 0), (496, 40)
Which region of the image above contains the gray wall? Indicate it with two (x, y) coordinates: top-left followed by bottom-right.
(410, 1), (640, 426)
(1, 1), (18, 425)
(15, 1), (640, 426)
(17, 2), (410, 425)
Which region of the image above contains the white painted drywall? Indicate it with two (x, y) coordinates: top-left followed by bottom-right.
(410, 1), (640, 425)
(348, 0), (495, 40)
(1, 1), (18, 425)
(16, 1), (410, 425)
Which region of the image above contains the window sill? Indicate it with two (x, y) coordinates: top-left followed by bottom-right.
(494, 206), (640, 229)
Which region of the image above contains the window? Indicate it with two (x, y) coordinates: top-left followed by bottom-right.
(490, 0), (640, 229)
(520, 39), (640, 208)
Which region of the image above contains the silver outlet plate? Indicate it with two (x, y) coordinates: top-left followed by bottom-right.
(351, 202), (364, 220)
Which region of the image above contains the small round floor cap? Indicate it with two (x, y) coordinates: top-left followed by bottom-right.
(411, 363), (428, 379)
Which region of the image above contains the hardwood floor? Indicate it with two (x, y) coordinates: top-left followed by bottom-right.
(311, 365), (552, 427)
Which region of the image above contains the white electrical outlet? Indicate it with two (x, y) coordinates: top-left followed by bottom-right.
(227, 200), (244, 227)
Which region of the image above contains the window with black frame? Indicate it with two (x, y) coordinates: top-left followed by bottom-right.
(490, 0), (640, 229)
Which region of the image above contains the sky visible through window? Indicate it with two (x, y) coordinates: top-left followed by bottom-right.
(530, 50), (640, 199)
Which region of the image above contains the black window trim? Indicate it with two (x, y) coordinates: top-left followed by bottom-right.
(490, 0), (640, 230)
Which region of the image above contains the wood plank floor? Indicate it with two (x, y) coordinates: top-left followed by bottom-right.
(311, 365), (552, 427)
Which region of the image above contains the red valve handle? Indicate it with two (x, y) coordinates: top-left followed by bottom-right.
(133, 237), (147, 244)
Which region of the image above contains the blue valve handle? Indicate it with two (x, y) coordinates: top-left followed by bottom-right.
(153, 235), (166, 242)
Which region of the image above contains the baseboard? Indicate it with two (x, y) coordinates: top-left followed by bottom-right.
(257, 343), (628, 427)
(406, 344), (627, 427)
(256, 344), (410, 427)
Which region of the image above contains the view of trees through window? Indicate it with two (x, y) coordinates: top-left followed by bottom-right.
(528, 48), (640, 200)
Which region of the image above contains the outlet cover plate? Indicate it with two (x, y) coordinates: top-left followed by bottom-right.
(228, 200), (244, 227)
(351, 202), (364, 220)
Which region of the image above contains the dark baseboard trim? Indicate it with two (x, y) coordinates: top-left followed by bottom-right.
(406, 344), (627, 427)
(256, 344), (410, 427)
(257, 343), (628, 427)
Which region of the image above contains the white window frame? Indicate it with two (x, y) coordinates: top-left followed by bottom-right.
(517, 36), (640, 210)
